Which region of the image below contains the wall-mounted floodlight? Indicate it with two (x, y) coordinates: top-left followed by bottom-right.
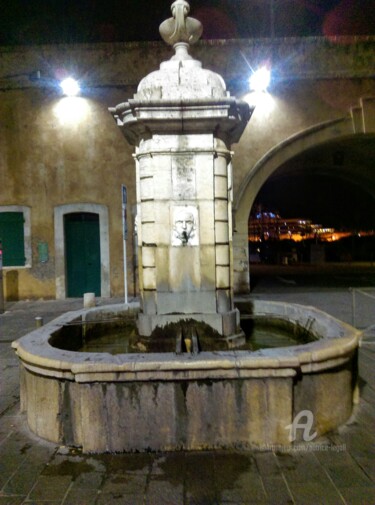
(60, 77), (80, 96)
(249, 66), (271, 92)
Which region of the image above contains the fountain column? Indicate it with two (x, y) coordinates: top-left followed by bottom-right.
(110, 0), (253, 337)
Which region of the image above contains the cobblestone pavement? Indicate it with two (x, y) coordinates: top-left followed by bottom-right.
(0, 290), (374, 505)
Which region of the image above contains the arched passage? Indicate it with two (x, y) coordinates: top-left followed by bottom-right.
(233, 110), (375, 293)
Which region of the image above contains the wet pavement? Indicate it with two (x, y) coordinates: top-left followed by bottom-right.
(1, 282), (374, 504)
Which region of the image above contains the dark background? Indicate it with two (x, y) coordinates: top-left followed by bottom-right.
(0, 0), (374, 45)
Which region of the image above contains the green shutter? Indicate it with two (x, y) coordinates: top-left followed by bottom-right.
(0, 212), (25, 266)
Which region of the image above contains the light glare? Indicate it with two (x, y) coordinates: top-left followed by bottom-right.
(53, 97), (89, 125)
(249, 67), (271, 92)
(60, 77), (80, 96)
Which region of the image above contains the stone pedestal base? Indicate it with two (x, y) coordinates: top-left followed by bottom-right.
(137, 308), (241, 337)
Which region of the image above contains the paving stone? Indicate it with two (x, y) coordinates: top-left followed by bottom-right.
(214, 452), (256, 478)
(287, 481), (346, 504)
(254, 452), (281, 477)
(100, 474), (147, 495)
(150, 452), (186, 479)
(185, 451), (216, 475)
(95, 493), (144, 505)
(342, 435), (374, 460)
(24, 445), (56, 465)
(261, 476), (293, 504)
(354, 456), (375, 482)
(61, 487), (99, 505)
(0, 396), (19, 416)
(145, 478), (184, 505)
(218, 502), (263, 505)
(278, 453), (333, 485)
(106, 452), (152, 475)
(339, 486), (375, 505)
(27, 475), (72, 501)
(0, 497), (26, 505)
(314, 446), (357, 466)
(360, 383), (375, 404)
(325, 463), (374, 488)
(0, 451), (27, 488)
(184, 452), (218, 503)
(2, 459), (45, 495)
(186, 494), (220, 505)
(23, 501), (62, 505)
(217, 470), (266, 504)
(42, 454), (99, 481)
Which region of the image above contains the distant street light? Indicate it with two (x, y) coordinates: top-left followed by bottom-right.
(60, 77), (80, 96)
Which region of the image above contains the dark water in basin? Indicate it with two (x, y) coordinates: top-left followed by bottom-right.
(64, 319), (314, 354)
(78, 325), (304, 354)
(49, 316), (316, 355)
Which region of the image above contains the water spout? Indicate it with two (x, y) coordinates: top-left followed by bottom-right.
(176, 324), (200, 354)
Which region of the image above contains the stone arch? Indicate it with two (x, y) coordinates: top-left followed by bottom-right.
(232, 105), (374, 293)
(54, 203), (110, 299)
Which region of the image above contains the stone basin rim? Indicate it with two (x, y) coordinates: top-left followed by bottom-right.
(12, 300), (360, 382)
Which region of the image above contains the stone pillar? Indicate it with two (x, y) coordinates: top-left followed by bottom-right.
(133, 134), (241, 336)
(110, 0), (253, 337)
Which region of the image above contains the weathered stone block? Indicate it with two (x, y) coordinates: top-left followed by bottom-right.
(168, 247), (201, 291)
(172, 154), (197, 199)
(216, 244), (230, 265)
(214, 199), (228, 221)
(222, 310), (238, 336)
(25, 370), (62, 443)
(140, 177), (154, 200)
(195, 157), (214, 200)
(216, 265), (230, 288)
(214, 157), (228, 177)
(79, 384), (108, 452)
(216, 289), (231, 313)
(141, 246), (155, 268)
(293, 363), (354, 440)
(214, 175), (228, 199)
(198, 201), (215, 244)
(151, 157), (173, 199)
(215, 221), (229, 243)
(199, 246), (216, 289)
(141, 223), (157, 244)
(140, 201), (155, 223)
(157, 290), (216, 315)
(141, 290), (157, 314)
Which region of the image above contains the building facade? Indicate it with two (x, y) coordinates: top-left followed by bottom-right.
(0, 37), (374, 299)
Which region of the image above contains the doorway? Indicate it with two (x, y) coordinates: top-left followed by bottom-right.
(64, 212), (101, 297)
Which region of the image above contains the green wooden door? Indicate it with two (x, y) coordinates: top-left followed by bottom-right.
(0, 212), (25, 266)
(64, 213), (101, 297)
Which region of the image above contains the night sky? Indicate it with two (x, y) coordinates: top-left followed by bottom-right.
(254, 175), (375, 231)
(0, 0), (374, 45)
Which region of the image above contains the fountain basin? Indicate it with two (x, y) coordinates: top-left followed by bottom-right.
(12, 300), (360, 453)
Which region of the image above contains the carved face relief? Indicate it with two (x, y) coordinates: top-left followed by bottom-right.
(172, 206), (199, 246)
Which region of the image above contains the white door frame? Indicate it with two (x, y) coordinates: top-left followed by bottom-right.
(54, 203), (110, 299)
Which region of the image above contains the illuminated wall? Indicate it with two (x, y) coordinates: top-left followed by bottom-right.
(0, 38), (373, 298)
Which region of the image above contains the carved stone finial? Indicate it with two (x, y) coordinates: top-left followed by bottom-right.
(159, 0), (203, 55)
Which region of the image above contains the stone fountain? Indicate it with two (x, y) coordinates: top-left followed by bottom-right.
(12, 1), (360, 453)
(110, 0), (252, 340)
